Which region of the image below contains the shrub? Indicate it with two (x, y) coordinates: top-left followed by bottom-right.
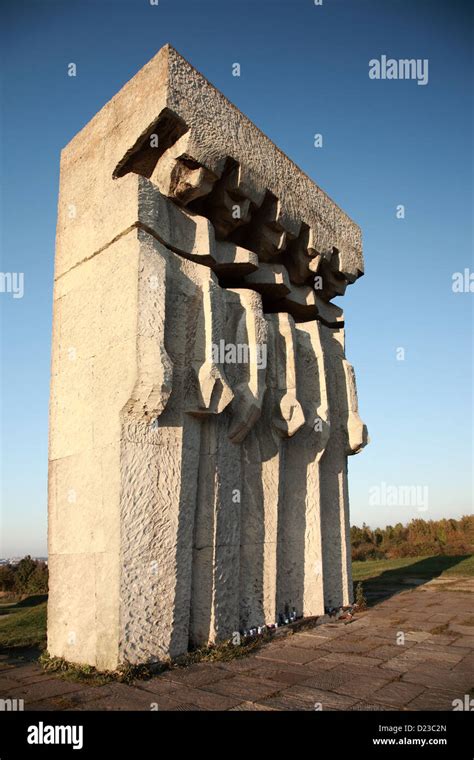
(351, 516), (474, 561)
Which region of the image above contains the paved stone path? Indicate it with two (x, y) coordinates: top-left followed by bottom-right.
(1, 577), (473, 711)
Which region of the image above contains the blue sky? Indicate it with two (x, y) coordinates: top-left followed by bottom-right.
(0, 0), (472, 556)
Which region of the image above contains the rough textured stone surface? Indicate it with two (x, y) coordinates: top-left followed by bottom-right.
(48, 45), (368, 669)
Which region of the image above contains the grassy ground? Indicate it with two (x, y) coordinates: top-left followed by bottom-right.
(0, 555), (472, 652)
(352, 554), (474, 583)
(0, 594), (47, 650)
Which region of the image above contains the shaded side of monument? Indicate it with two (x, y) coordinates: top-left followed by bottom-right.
(48, 44), (368, 670)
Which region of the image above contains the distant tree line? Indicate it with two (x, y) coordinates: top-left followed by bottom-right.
(1, 520), (472, 592)
(0, 556), (48, 595)
(351, 516), (474, 561)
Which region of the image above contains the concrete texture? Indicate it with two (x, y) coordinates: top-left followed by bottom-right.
(48, 45), (368, 669)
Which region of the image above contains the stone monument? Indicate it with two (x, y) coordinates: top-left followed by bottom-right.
(48, 45), (368, 670)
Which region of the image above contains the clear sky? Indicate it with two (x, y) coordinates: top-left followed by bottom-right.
(0, 0), (472, 557)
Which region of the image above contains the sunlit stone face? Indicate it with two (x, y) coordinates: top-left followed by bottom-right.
(48, 45), (367, 670)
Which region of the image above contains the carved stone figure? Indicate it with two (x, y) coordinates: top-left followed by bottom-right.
(48, 45), (368, 669)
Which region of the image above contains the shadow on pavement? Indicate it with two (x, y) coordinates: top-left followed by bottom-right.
(353, 555), (471, 606)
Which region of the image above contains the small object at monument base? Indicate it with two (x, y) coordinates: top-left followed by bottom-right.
(316, 614), (331, 626)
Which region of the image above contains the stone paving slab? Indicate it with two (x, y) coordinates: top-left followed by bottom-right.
(27, 686), (117, 711)
(256, 684), (357, 711)
(244, 662), (334, 686)
(136, 680), (242, 711)
(158, 662), (233, 688)
(254, 644), (327, 665)
(6, 677), (86, 703)
(451, 635), (474, 648)
(1, 576), (473, 712)
(370, 681), (426, 707)
(401, 666), (472, 691)
(230, 700), (279, 711)
(199, 675), (284, 702)
(406, 688), (466, 711)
